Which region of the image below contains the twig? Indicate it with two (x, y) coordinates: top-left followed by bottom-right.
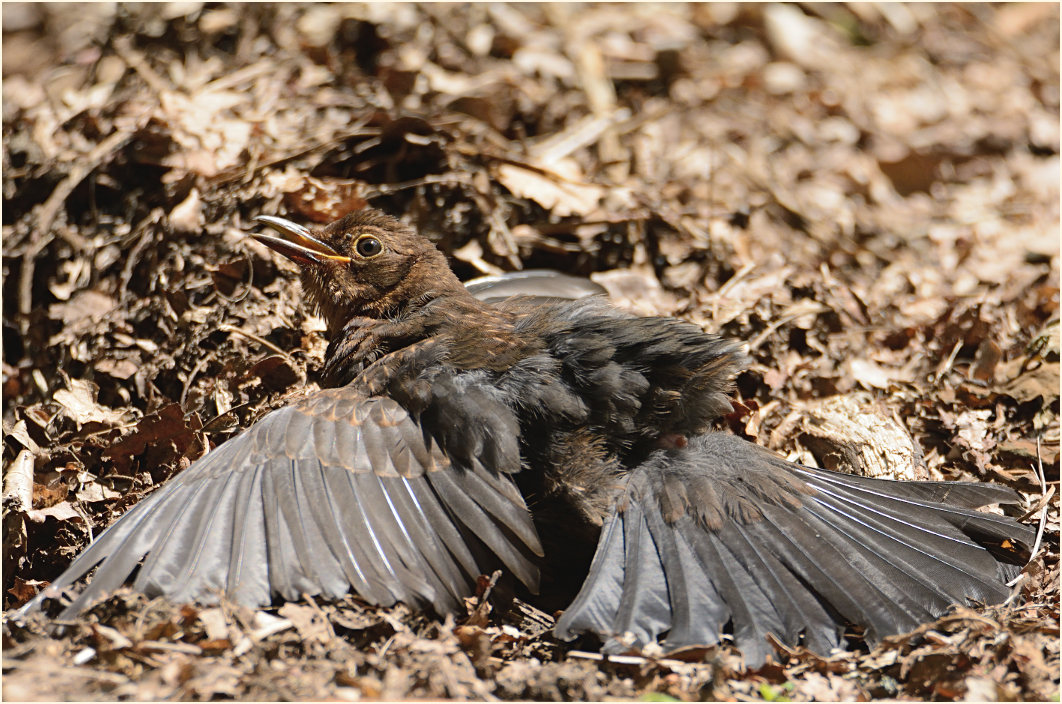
(201, 60), (274, 93)
(180, 350), (217, 409)
(2, 449), (35, 513)
(361, 172), (478, 198)
(137, 640), (203, 655)
(1006, 436), (1049, 591)
(1017, 485), (1055, 523)
(0, 662), (129, 685)
(935, 612), (1002, 630)
(566, 650), (706, 671)
(301, 592), (337, 641)
(32, 126), (135, 252)
(714, 262), (758, 299)
(933, 339), (964, 385)
(217, 324), (293, 362)
(1029, 435), (1048, 562)
(747, 302), (830, 353)
(18, 126), (139, 321)
(113, 36), (173, 96)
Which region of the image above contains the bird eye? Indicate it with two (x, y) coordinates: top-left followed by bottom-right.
(354, 235), (383, 258)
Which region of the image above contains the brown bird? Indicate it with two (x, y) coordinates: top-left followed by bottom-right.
(21, 208), (1034, 667)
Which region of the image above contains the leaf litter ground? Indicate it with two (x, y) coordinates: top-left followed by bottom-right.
(2, 4), (1058, 701)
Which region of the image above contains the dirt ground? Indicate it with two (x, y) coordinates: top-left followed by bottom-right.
(2, 3), (1059, 701)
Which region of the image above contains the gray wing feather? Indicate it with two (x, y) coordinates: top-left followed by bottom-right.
(19, 390), (541, 620)
(556, 431), (1032, 667)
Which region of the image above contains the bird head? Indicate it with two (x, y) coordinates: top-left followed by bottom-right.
(253, 209), (466, 333)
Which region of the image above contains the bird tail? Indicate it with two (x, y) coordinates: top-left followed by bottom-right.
(553, 432), (1034, 667)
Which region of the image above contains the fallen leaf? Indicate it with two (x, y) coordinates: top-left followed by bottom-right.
(25, 501), (84, 524)
(103, 404), (205, 475)
(247, 355), (300, 393)
(1001, 361), (1060, 404)
(848, 358), (898, 390)
(95, 357), (140, 381)
(7, 577), (46, 604)
(47, 290), (117, 325)
(53, 378), (129, 429)
(496, 161), (604, 217)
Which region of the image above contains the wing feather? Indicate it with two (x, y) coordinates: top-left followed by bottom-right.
(19, 389), (540, 620)
(556, 431), (1032, 667)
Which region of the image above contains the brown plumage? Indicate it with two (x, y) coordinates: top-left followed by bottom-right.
(21, 208), (1034, 667)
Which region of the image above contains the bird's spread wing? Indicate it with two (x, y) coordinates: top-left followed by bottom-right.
(23, 388), (543, 620)
(554, 432), (1034, 667)
(464, 269), (607, 302)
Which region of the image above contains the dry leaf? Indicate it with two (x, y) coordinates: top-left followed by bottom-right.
(53, 378), (129, 428)
(25, 500), (83, 524)
(496, 162), (604, 217)
(170, 187), (202, 233)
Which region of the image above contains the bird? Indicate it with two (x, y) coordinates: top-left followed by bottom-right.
(18, 207), (1034, 667)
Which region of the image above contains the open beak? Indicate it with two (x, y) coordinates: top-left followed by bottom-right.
(252, 216), (351, 266)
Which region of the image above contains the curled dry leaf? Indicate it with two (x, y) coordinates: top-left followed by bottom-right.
(25, 501), (84, 525)
(94, 357), (141, 381)
(847, 357), (911, 390)
(1001, 360), (1061, 406)
(495, 162), (604, 218)
(53, 378), (129, 429)
(102, 403), (206, 476)
(169, 187), (202, 234)
(282, 176), (369, 224)
(47, 290), (118, 326)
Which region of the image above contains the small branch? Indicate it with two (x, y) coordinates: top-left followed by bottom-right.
(33, 127), (137, 253)
(1006, 436), (1049, 591)
(217, 324), (293, 362)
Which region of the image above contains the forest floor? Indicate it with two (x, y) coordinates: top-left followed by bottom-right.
(2, 3), (1059, 701)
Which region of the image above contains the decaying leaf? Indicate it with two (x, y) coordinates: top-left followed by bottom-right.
(495, 162), (605, 217)
(102, 404), (206, 476)
(53, 377), (129, 429)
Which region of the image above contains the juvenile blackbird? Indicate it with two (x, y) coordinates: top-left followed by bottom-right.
(21, 208), (1034, 666)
